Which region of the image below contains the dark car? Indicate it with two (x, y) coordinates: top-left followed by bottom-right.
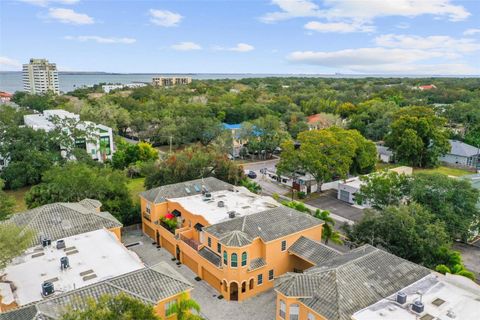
(247, 171), (257, 179)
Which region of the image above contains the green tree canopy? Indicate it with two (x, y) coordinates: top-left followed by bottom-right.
(61, 293), (160, 320)
(345, 203), (452, 268)
(166, 292), (204, 320)
(144, 146), (244, 189)
(385, 106), (450, 167)
(25, 163), (136, 225)
(0, 224), (35, 270)
(0, 179), (15, 220)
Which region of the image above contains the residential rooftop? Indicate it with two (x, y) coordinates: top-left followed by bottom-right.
(140, 177), (233, 204)
(352, 273), (480, 320)
(5, 200), (122, 244)
(169, 187), (279, 225)
(1, 228), (144, 306)
(275, 245), (431, 320)
(0, 262), (192, 320)
(448, 139), (480, 157)
(288, 236), (341, 265)
(204, 206), (323, 246)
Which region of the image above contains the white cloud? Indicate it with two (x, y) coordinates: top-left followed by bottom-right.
(464, 28), (480, 36)
(19, 0), (78, 6)
(228, 43), (255, 52)
(149, 9), (183, 27)
(304, 21), (374, 33)
(48, 8), (94, 24)
(0, 56), (22, 71)
(287, 48), (477, 74)
(375, 34), (480, 54)
(262, 0), (470, 23)
(287, 32), (480, 75)
(213, 43), (255, 52)
(64, 35), (136, 44)
(170, 42), (202, 51)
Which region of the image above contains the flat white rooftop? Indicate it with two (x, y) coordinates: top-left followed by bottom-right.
(1, 228), (144, 306)
(169, 187), (279, 225)
(352, 274), (480, 320)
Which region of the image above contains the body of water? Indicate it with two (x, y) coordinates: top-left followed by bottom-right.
(1, 71), (476, 94)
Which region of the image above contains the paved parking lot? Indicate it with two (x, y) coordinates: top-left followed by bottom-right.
(122, 229), (276, 320)
(305, 189), (364, 222)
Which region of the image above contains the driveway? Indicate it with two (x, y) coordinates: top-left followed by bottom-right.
(305, 190), (364, 223)
(453, 242), (480, 282)
(122, 229), (276, 320)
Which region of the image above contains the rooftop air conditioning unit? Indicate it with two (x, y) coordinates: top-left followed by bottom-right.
(56, 239), (66, 250)
(218, 201), (225, 207)
(42, 281), (54, 297)
(396, 292), (407, 304)
(412, 300), (424, 314)
(228, 211), (236, 219)
(60, 256), (69, 270)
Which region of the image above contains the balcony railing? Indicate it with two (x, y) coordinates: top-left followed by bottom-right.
(143, 212), (151, 222)
(180, 234), (201, 251)
(156, 220), (176, 234)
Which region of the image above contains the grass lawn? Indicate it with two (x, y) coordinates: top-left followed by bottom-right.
(127, 177), (146, 203)
(414, 166), (472, 177)
(5, 186), (31, 213)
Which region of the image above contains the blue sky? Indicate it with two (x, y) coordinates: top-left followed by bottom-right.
(1, 0), (479, 74)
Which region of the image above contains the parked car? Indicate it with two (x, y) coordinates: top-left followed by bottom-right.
(247, 171), (257, 179)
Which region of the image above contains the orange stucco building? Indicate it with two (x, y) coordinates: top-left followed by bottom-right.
(140, 177), (327, 301)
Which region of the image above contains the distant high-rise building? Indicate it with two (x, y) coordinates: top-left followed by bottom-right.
(22, 58), (59, 94)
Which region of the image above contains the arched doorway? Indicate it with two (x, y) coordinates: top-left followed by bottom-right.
(230, 282), (238, 301)
(249, 278), (254, 290)
(241, 281), (246, 293)
(156, 231), (161, 247)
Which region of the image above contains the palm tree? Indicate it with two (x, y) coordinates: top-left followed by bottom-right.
(240, 179), (262, 194)
(314, 209), (344, 245)
(166, 293), (204, 320)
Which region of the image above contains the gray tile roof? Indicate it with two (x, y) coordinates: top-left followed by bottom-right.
(0, 304), (39, 320)
(78, 198), (102, 210)
(4, 262), (192, 320)
(219, 230), (253, 247)
(288, 236), (341, 265)
(448, 139), (479, 157)
(205, 206), (323, 246)
(198, 247), (222, 267)
(4, 201), (122, 244)
(248, 257), (266, 271)
(275, 245), (431, 320)
(140, 177), (233, 204)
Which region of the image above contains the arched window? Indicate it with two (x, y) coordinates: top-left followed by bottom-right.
(290, 303), (299, 320)
(241, 252), (247, 267)
(223, 251), (227, 265)
(231, 253), (238, 267)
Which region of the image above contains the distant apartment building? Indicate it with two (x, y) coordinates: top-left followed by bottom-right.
(102, 83), (147, 93)
(152, 76), (192, 87)
(24, 109), (114, 162)
(22, 58), (59, 94)
(140, 177), (326, 301)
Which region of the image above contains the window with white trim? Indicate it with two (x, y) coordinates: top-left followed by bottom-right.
(145, 202), (151, 214)
(268, 269), (274, 281)
(279, 300), (286, 319)
(257, 273), (263, 285)
(290, 303), (299, 320)
(281, 240), (287, 251)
